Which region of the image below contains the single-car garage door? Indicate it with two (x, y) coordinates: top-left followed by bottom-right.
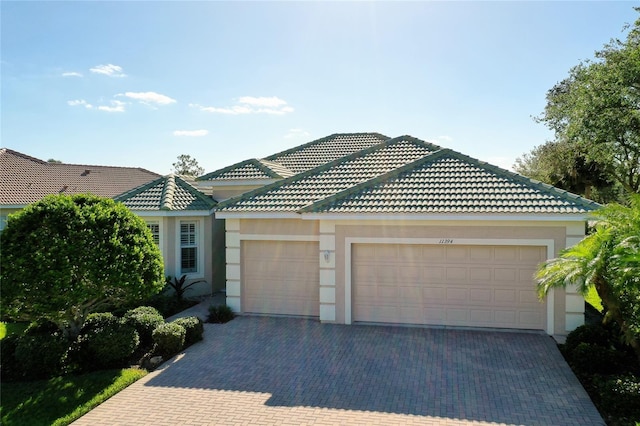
(352, 244), (546, 330)
(242, 240), (319, 316)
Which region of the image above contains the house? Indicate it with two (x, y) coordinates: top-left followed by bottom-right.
(211, 134), (599, 337)
(2, 133), (599, 337)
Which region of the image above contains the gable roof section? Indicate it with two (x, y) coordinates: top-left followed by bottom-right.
(264, 132), (390, 174)
(300, 149), (600, 214)
(215, 136), (441, 213)
(1, 148), (160, 205)
(197, 158), (294, 181)
(115, 174), (216, 212)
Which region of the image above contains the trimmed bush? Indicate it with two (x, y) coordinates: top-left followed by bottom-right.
(0, 334), (20, 382)
(208, 304), (234, 324)
(593, 374), (640, 423)
(123, 306), (164, 347)
(14, 332), (69, 380)
(564, 323), (612, 355)
(569, 343), (627, 376)
(152, 322), (186, 359)
(82, 312), (119, 332)
(172, 316), (204, 346)
(72, 318), (139, 371)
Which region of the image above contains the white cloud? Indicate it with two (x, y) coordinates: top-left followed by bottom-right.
(97, 100), (126, 113)
(67, 99), (92, 108)
(285, 128), (311, 139)
(62, 71), (83, 77)
(173, 129), (209, 137)
(119, 91), (176, 106)
(90, 64), (126, 77)
(190, 96), (294, 115)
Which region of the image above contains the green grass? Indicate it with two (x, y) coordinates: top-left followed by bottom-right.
(585, 286), (604, 312)
(0, 368), (147, 426)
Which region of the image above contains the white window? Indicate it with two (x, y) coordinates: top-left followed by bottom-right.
(180, 221), (198, 274)
(147, 222), (160, 245)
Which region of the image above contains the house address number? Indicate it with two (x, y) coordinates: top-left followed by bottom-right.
(438, 239), (454, 244)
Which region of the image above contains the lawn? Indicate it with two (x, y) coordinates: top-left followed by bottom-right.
(0, 368), (147, 426)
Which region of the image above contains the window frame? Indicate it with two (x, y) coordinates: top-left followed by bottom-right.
(176, 218), (204, 278)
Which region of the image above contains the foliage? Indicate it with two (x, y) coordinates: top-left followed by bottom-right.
(537, 196), (640, 363)
(534, 10), (640, 197)
(569, 343), (628, 375)
(152, 322), (186, 358)
(0, 335), (21, 382)
(592, 374), (640, 425)
(144, 293), (199, 318)
(208, 304), (235, 323)
(564, 323), (612, 355)
(0, 194), (165, 338)
(13, 332), (70, 380)
(165, 274), (204, 301)
(0, 368), (147, 426)
(123, 306), (165, 347)
(585, 285), (604, 313)
(0, 321), (28, 340)
(71, 314), (139, 371)
(172, 154), (204, 177)
(172, 316), (204, 346)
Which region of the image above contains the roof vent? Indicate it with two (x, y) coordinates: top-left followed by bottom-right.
(59, 185), (68, 193)
(82, 169), (91, 176)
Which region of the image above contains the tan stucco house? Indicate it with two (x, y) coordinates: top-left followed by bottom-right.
(2, 133), (599, 338)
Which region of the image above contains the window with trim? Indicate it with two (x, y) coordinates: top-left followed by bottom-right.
(180, 221), (198, 274)
(147, 222), (160, 245)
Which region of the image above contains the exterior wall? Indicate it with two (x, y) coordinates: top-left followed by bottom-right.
(0, 207), (22, 231)
(223, 217), (587, 337)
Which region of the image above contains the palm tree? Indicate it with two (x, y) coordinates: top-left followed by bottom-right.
(536, 196), (640, 363)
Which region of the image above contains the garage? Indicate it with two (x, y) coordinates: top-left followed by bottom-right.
(352, 243), (546, 330)
(242, 240), (319, 316)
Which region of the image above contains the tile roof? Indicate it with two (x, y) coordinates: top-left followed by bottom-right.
(114, 174), (216, 211)
(216, 136), (441, 213)
(300, 149), (601, 214)
(0, 148), (160, 205)
(198, 132), (389, 182)
(264, 132), (390, 174)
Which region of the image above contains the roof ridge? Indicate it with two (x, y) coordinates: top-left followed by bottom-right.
(173, 175), (217, 208)
(198, 158), (281, 181)
(1, 148), (48, 165)
(113, 175), (166, 202)
(161, 174), (176, 210)
(263, 132), (390, 162)
(215, 135), (437, 211)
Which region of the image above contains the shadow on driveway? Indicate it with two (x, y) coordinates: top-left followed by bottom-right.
(145, 316), (603, 425)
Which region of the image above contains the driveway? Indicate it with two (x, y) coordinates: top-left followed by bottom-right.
(74, 316), (603, 425)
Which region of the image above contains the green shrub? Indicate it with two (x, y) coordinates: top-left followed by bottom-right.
(593, 374), (640, 423)
(123, 306), (164, 347)
(0, 334), (20, 382)
(72, 318), (139, 371)
(569, 343), (627, 375)
(208, 304), (234, 324)
(152, 322), (186, 359)
(172, 316), (204, 346)
(14, 332), (69, 380)
(82, 312), (119, 331)
(564, 323), (612, 355)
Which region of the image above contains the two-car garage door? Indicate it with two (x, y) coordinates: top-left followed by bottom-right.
(352, 243), (546, 330)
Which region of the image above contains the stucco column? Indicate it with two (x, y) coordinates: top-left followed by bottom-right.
(319, 220), (336, 322)
(225, 218), (241, 312)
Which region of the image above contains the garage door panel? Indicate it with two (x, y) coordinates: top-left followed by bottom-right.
(243, 241), (319, 316)
(353, 243), (546, 330)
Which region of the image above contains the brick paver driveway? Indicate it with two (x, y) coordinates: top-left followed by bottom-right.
(74, 316), (603, 425)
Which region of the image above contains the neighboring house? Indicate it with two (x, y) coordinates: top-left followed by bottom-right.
(212, 134), (600, 338)
(2, 133), (600, 338)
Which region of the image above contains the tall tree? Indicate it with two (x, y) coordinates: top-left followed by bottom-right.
(534, 9), (640, 196)
(536, 196), (640, 363)
(172, 154), (204, 177)
(0, 194), (165, 337)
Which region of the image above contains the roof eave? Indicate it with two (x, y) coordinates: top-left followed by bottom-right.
(298, 212), (594, 222)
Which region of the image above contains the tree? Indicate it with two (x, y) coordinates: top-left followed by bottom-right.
(172, 154), (204, 177)
(536, 196), (640, 363)
(47, 158), (62, 163)
(0, 194), (165, 337)
(535, 9), (640, 196)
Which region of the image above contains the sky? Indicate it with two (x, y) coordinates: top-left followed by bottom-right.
(2, 1), (638, 175)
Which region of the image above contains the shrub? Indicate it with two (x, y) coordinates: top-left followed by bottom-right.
(152, 322), (186, 359)
(593, 374), (640, 423)
(569, 343), (627, 376)
(0, 334), (20, 382)
(123, 306), (164, 347)
(208, 304), (235, 324)
(172, 316), (204, 346)
(72, 318), (139, 371)
(14, 332), (69, 380)
(564, 323), (612, 355)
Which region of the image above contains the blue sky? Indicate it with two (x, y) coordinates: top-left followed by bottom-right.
(2, 2), (637, 175)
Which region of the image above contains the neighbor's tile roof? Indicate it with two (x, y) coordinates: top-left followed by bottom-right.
(115, 174), (216, 211)
(0, 148), (160, 205)
(198, 132), (389, 182)
(300, 149), (601, 214)
(216, 136), (441, 212)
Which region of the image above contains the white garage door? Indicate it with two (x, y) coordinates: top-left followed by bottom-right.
(352, 244), (546, 330)
(242, 240), (319, 316)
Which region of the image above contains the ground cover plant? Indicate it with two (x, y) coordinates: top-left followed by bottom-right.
(0, 368), (147, 426)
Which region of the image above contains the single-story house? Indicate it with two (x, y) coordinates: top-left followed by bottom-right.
(2, 133), (599, 338)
